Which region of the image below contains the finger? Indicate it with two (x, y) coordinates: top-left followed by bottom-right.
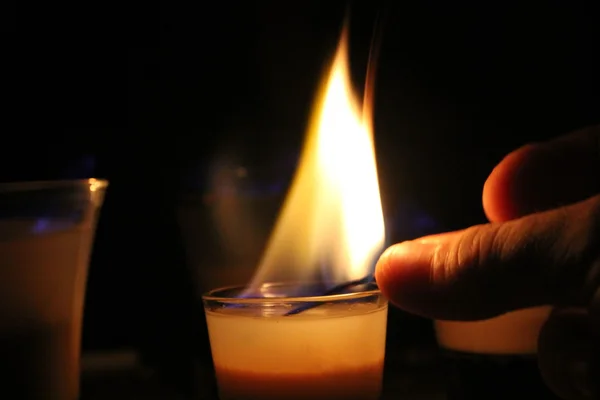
(538, 308), (599, 400)
(375, 194), (600, 320)
(483, 125), (600, 222)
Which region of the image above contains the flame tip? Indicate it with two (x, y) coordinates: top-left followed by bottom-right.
(245, 20), (385, 295)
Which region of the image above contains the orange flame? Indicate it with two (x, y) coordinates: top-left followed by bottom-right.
(246, 26), (385, 294)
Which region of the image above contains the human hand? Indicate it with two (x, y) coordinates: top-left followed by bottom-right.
(375, 125), (600, 399)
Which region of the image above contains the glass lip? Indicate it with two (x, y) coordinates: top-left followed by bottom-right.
(0, 178), (109, 193)
(202, 281), (382, 304)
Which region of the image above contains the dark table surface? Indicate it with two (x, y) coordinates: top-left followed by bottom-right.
(80, 348), (446, 400)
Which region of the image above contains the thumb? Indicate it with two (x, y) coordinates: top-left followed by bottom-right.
(375, 194), (600, 320)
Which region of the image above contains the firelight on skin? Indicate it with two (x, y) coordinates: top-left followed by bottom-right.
(204, 22), (388, 400)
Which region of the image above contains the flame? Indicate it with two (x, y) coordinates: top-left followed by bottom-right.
(246, 26), (385, 295)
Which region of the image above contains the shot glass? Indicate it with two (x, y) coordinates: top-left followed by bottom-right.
(0, 179), (107, 399)
(203, 282), (388, 400)
(434, 306), (559, 399)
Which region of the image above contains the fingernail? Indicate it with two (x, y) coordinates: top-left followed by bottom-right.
(376, 241), (411, 271)
(378, 244), (397, 263)
(375, 240), (440, 286)
(414, 233), (448, 245)
(375, 244), (397, 280)
(378, 239), (440, 265)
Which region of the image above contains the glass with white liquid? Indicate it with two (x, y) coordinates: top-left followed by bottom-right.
(0, 179), (107, 400)
(203, 282), (388, 400)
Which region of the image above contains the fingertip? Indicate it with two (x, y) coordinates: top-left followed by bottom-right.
(375, 244), (398, 299)
(483, 126), (600, 223)
(375, 240), (437, 312)
(483, 144), (539, 222)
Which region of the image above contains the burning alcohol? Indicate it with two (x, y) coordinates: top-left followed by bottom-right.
(203, 23), (387, 400)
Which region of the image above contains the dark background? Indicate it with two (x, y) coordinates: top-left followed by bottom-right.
(2, 0), (598, 395)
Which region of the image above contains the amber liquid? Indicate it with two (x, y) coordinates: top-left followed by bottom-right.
(215, 363), (383, 400)
(0, 222), (94, 400)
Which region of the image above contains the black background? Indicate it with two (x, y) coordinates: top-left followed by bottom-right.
(2, 0), (598, 387)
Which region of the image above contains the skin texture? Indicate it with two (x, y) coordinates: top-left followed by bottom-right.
(376, 125), (600, 400)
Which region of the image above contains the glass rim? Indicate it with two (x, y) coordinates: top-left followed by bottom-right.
(0, 178), (109, 193)
(202, 281), (382, 304)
